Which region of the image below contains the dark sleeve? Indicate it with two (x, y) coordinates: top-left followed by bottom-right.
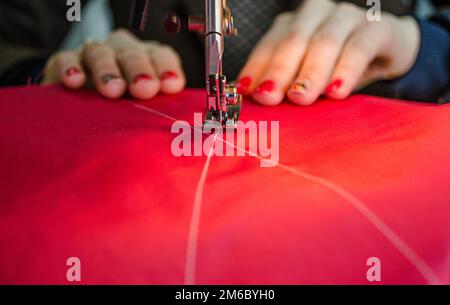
(0, 0), (74, 86)
(0, 53), (49, 86)
(362, 11), (450, 103)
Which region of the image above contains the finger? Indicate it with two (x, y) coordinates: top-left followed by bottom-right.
(356, 60), (390, 90)
(236, 12), (294, 99)
(43, 51), (86, 89)
(106, 28), (142, 50)
(252, 0), (336, 106)
(147, 44), (186, 95)
(82, 42), (127, 99)
(288, 2), (366, 106)
(325, 22), (389, 100)
(356, 16), (421, 91)
(106, 29), (159, 99)
(116, 45), (160, 100)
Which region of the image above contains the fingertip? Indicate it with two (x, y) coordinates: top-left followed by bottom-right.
(287, 80), (317, 106)
(129, 74), (160, 100)
(160, 79), (185, 95)
(236, 76), (253, 96)
(252, 80), (284, 106)
(324, 79), (350, 100)
(99, 76), (127, 99)
(159, 71), (185, 95)
(325, 91), (350, 100)
(61, 67), (85, 90)
(287, 91), (316, 106)
(252, 92), (284, 106)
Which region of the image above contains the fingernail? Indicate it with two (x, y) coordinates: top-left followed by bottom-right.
(66, 67), (80, 76)
(133, 74), (154, 84)
(236, 76), (252, 94)
(290, 80), (310, 96)
(255, 80), (276, 94)
(160, 71), (178, 81)
(325, 79), (343, 95)
(101, 74), (122, 85)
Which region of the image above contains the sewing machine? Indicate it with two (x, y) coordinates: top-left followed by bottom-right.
(129, 0), (242, 128)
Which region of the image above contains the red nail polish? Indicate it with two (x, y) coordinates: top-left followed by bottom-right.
(255, 80), (276, 94)
(237, 76), (252, 94)
(66, 67), (80, 76)
(133, 74), (153, 84)
(160, 71), (178, 81)
(325, 79), (343, 95)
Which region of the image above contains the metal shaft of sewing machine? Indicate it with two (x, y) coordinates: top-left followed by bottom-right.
(204, 0), (241, 128)
(128, 0), (242, 128)
(205, 0), (226, 124)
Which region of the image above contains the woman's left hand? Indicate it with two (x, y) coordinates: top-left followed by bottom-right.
(237, 0), (420, 106)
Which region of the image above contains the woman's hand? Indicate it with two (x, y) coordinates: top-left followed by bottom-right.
(237, 0), (420, 106)
(43, 29), (186, 100)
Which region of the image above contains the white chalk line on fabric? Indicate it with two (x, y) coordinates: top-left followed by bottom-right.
(132, 102), (442, 285)
(184, 133), (218, 285)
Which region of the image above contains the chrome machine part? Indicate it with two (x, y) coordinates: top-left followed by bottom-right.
(129, 0), (242, 129)
(204, 0), (242, 129)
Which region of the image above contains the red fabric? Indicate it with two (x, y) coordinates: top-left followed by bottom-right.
(0, 85), (449, 285)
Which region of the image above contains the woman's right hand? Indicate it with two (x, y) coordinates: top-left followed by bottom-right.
(43, 28), (186, 100)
